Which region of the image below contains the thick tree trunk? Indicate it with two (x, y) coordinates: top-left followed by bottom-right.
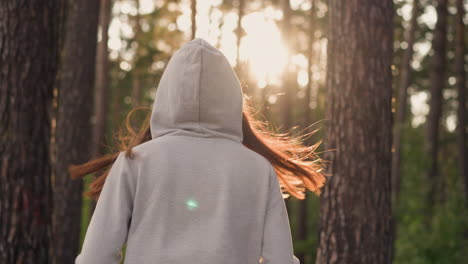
(455, 0), (467, 205)
(0, 1), (63, 263)
(425, 0), (448, 216)
(52, 0), (100, 263)
(315, 1), (393, 263)
(392, 0), (419, 203)
(92, 0), (112, 158)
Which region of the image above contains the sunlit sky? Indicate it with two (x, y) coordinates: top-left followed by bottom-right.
(107, 0), (464, 132)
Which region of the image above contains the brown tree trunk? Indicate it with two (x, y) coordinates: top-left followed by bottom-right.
(92, 0), (112, 158)
(280, 0), (293, 132)
(315, 1), (393, 263)
(298, 2), (316, 263)
(0, 1), (63, 263)
(304, 0), (316, 133)
(297, 196), (308, 263)
(191, 0), (197, 40)
(392, 0), (419, 203)
(425, 0), (448, 217)
(132, 0), (142, 107)
(235, 0), (245, 84)
(455, 0), (467, 205)
(90, 0), (112, 216)
(52, 0), (100, 263)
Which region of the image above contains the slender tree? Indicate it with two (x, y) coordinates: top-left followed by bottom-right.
(191, 0), (197, 39)
(132, 0), (142, 107)
(52, 0), (100, 263)
(0, 1), (63, 263)
(304, 0), (316, 130)
(455, 0), (467, 205)
(392, 0), (419, 203)
(90, 0), (112, 216)
(280, 0), (294, 131)
(316, 0), (394, 263)
(235, 0), (245, 78)
(298, 1), (316, 263)
(425, 0), (448, 215)
(92, 0), (113, 158)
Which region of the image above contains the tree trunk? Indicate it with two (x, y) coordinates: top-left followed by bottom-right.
(298, 2), (316, 263)
(132, 0), (142, 107)
(52, 0), (100, 263)
(425, 0), (448, 216)
(297, 196), (308, 263)
(90, 0), (112, 217)
(280, 0), (293, 131)
(92, 0), (112, 158)
(392, 0), (419, 204)
(455, 0), (467, 205)
(0, 1), (63, 263)
(235, 0), (245, 83)
(304, 0), (316, 133)
(191, 0), (197, 40)
(315, 1), (393, 263)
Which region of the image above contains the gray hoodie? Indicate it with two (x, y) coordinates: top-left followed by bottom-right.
(75, 38), (300, 264)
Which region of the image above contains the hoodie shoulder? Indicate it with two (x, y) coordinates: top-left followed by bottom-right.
(124, 137), (168, 160)
(240, 144), (275, 173)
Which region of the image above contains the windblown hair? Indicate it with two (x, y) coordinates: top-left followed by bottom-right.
(69, 98), (327, 201)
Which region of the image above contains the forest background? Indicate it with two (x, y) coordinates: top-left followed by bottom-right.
(0, 0), (467, 263)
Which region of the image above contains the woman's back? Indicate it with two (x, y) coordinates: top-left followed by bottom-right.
(76, 38), (301, 264)
(126, 134), (283, 263)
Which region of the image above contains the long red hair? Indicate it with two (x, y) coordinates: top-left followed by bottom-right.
(69, 98), (327, 201)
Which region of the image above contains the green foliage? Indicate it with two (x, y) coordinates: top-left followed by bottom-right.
(394, 124), (468, 264)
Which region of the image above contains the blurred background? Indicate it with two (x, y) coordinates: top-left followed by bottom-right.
(1, 0), (467, 263)
(88, 0), (468, 263)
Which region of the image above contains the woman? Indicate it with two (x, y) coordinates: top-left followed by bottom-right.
(73, 38), (325, 264)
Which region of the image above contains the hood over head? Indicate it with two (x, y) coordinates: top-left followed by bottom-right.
(150, 38), (244, 143)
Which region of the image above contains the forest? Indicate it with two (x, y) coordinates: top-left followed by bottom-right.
(0, 0), (467, 263)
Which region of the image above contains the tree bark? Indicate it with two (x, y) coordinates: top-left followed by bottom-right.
(425, 0), (448, 216)
(92, 0), (112, 158)
(52, 0), (100, 263)
(315, 1), (394, 263)
(392, 0), (419, 204)
(0, 1), (63, 263)
(455, 0), (467, 205)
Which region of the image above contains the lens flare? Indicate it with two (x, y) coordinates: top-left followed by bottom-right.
(185, 197), (199, 211)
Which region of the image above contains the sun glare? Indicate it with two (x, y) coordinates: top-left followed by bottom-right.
(239, 11), (288, 85)
(187, 1), (289, 86)
(112, 0), (292, 87)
